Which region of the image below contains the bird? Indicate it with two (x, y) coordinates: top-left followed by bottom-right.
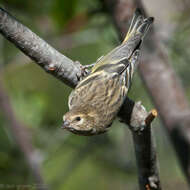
(62, 9), (154, 136)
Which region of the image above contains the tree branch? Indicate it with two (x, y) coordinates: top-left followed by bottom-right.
(102, 0), (190, 186)
(0, 7), (82, 87)
(0, 81), (48, 190)
(119, 98), (161, 190)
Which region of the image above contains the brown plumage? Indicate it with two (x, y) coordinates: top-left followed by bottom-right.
(62, 9), (154, 136)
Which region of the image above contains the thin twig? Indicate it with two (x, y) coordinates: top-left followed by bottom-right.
(145, 109), (158, 126)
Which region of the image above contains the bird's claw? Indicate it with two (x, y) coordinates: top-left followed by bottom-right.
(77, 62), (95, 81)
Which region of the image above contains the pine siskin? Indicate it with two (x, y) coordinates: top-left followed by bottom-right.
(62, 9), (154, 136)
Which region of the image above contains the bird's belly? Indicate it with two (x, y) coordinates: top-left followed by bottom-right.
(73, 75), (127, 129)
(89, 78), (126, 127)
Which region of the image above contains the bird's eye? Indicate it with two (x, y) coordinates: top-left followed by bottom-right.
(75, 116), (81, 121)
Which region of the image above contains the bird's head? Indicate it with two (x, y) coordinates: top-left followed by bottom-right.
(62, 106), (104, 136)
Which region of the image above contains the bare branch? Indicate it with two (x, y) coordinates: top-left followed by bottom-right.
(119, 98), (161, 190)
(0, 7), (82, 87)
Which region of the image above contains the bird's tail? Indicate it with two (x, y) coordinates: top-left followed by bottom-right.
(123, 9), (154, 43)
(90, 9), (153, 75)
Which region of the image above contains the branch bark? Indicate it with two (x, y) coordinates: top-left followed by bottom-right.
(102, 0), (190, 186)
(119, 98), (161, 190)
(0, 7), (82, 87)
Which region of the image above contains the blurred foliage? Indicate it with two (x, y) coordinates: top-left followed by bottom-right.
(0, 0), (189, 190)
(51, 0), (78, 29)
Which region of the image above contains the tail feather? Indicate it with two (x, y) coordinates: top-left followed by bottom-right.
(137, 17), (154, 35)
(126, 9), (143, 39)
(123, 9), (154, 43)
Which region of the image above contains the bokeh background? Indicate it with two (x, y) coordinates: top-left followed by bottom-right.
(0, 0), (190, 189)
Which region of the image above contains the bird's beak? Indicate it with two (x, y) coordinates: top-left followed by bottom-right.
(62, 120), (70, 129)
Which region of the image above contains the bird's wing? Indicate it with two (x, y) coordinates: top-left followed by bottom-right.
(68, 9), (154, 110)
(91, 9), (153, 74)
(68, 90), (75, 109)
(68, 73), (101, 109)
